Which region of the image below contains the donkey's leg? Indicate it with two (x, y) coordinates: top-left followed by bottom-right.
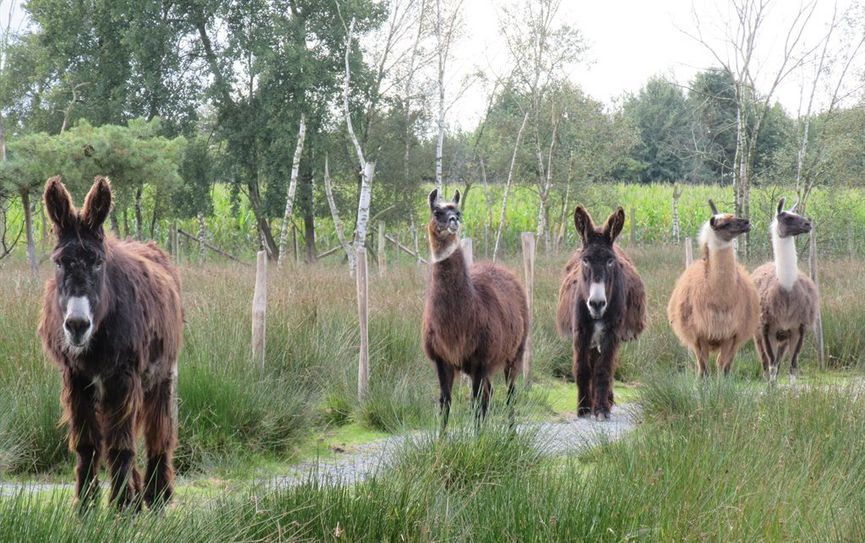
(103, 372), (143, 511)
(788, 324), (806, 382)
(574, 339), (592, 417)
(434, 357), (455, 435)
(142, 375), (178, 510)
(62, 371), (103, 512)
(591, 342), (618, 421)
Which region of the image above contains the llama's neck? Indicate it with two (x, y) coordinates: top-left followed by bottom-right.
(430, 241), (473, 306)
(700, 221), (737, 290)
(771, 219), (799, 290)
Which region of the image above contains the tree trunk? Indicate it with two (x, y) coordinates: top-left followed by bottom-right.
(354, 162), (375, 251)
(123, 209), (130, 238)
(302, 170), (316, 263)
(493, 111), (530, 261)
(323, 155), (355, 273)
(197, 212), (206, 262)
(109, 212), (120, 237)
(0, 114), (6, 162)
(134, 186), (144, 241)
(21, 190), (37, 276)
(277, 113), (307, 267)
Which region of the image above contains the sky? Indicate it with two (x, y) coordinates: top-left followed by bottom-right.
(448, 0), (860, 129)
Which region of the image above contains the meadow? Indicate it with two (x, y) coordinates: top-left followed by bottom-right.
(2, 186), (865, 540)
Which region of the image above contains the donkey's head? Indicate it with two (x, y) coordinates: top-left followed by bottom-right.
(773, 197), (811, 238)
(574, 206), (625, 319)
(706, 199), (750, 243)
(44, 176), (113, 351)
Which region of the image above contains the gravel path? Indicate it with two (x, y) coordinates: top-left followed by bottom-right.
(0, 405), (641, 496)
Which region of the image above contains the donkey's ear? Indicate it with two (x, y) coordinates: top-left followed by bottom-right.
(602, 207), (626, 243)
(777, 198), (786, 216)
(452, 189), (461, 207)
(81, 176), (113, 232)
(573, 205), (595, 244)
(44, 176), (75, 232)
(428, 189), (439, 211)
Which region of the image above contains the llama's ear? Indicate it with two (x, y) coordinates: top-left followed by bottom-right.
(452, 189), (461, 208)
(777, 198), (786, 216)
(428, 189), (439, 211)
(81, 176), (113, 233)
(44, 176), (75, 233)
(789, 200), (799, 213)
(708, 199), (719, 215)
(573, 206), (594, 244)
(602, 207), (626, 243)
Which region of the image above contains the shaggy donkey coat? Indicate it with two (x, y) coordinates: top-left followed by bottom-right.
(422, 189), (528, 430)
(556, 206), (646, 418)
(38, 176), (183, 511)
(752, 198), (819, 382)
(667, 200), (759, 377)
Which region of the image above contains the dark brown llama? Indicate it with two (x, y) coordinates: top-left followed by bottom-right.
(421, 189), (529, 431)
(38, 176), (183, 512)
(556, 206), (646, 419)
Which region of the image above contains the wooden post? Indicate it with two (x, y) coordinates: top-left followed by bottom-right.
(461, 238), (473, 267)
(684, 236), (693, 268)
(629, 207), (636, 246)
(521, 232), (535, 386)
(377, 221), (386, 275)
(292, 224), (299, 265)
(252, 251), (267, 369)
(809, 226), (825, 370)
(170, 220), (178, 257)
(356, 247), (370, 400)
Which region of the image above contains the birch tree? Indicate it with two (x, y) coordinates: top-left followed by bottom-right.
(432, 0), (464, 193)
(277, 113), (307, 267)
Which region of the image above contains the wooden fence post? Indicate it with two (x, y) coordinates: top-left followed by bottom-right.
(521, 232), (535, 386)
(356, 247), (370, 400)
(684, 236), (693, 268)
(629, 207), (636, 246)
(252, 251), (267, 369)
(809, 226), (826, 370)
(377, 221), (386, 275)
(292, 224), (300, 264)
(461, 238), (473, 267)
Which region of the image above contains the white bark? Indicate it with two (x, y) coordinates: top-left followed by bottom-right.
(493, 111), (530, 261)
(277, 113), (307, 266)
(324, 155), (356, 274)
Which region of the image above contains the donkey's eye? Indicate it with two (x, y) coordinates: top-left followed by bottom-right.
(581, 258), (589, 266)
(606, 259), (614, 267)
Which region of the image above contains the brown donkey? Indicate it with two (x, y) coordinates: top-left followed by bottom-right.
(422, 189), (528, 431)
(556, 206), (646, 419)
(38, 177), (183, 512)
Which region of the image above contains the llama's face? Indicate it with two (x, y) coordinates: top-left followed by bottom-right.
(428, 188), (462, 240)
(44, 177), (112, 352)
(710, 214), (750, 242)
(775, 199), (812, 238)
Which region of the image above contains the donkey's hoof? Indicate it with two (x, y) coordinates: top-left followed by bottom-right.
(577, 406), (592, 418)
(593, 409), (610, 421)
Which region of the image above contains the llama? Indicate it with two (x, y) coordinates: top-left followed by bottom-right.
(667, 200), (759, 377)
(752, 198), (819, 383)
(38, 176), (183, 512)
(421, 189), (528, 431)
(556, 206), (646, 419)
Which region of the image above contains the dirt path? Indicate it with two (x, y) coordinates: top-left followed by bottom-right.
(0, 405), (640, 496)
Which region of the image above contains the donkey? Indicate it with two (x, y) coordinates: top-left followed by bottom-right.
(556, 206), (646, 419)
(38, 176), (183, 512)
(422, 189), (529, 431)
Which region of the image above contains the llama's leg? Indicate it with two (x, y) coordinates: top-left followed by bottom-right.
(102, 372), (143, 511)
(470, 372), (492, 429)
(694, 339), (710, 379)
(142, 376), (178, 510)
(591, 341), (618, 420)
(717, 337), (738, 376)
(434, 357), (455, 434)
(573, 342), (592, 417)
(62, 371), (103, 512)
(504, 365), (517, 430)
(788, 324), (806, 382)
(762, 324), (778, 383)
(756, 325), (772, 376)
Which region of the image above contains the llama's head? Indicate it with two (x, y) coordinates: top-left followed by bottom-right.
(701, 199), (750, 250)
(773, 197), (811, 238)
(573, 205), (625, 319)
(427, 189), (462, 259)
(44, 176), (113, 353)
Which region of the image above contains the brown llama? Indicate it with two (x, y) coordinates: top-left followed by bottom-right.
(667, 200), (759, 377)
(38, 176), (183, 512)
(752, 198), (819, 384)
(556, 206), (646, 419)
(421, 189), (528, 431)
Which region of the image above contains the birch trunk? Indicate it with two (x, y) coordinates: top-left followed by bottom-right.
(21, 190), (37, 276)
(493, 111), (530, 261)
(323, 156), (356, 273)
(277, 113), (307, 267)
(354, 162), (375, 251)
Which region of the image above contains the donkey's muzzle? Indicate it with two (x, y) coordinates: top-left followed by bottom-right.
(64, 316), (92, 346)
